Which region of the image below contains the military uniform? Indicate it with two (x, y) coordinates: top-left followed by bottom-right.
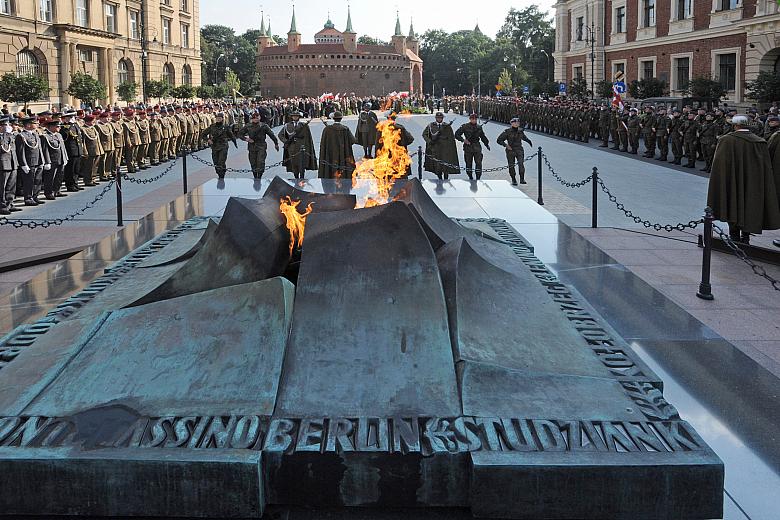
(0, 126), (18, 213)
(669, 112), (684, 164)
(654, 111), (670, 161)
(239, 119), (278, 178)
(455, 120), (490, 180)
(80, 121), (103, 186)
(148, 114), (163, 166)
(682, 116), (699, 168)
(122, 114), (141, 173)
(136, 114), (150, 169)
(40, 125), (68, 199)
(497, 123), (533, 185)
(278, 118), (316, 179)
(96, 116), (115, 179)
(203, 120), (237, 178)
(698, 117), (719, 173)
(15, 124), (45, 204)
(61, 117), (84, 191)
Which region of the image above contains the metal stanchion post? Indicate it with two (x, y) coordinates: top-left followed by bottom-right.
(591, 166), (599, 229)
(181, 146), (188, 195)
(115, 165), (123, 227)
(418, 146), (423, 180)
(696, 207), (715, 300)
(537, 146), (544, 205)
(299, 145), (306, 180)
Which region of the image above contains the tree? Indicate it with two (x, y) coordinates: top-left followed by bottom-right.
(200, 24), (257, 95)
(497, 69), (513, 94)
(0, 73), (49, 109)
(745, 71), (780, 103)
(271, 35), (285, 46)
(568, 77), (590, 100)
(225, 69), (240, 96)
(116, 81), (138, 103)
(357, 35), (389, 46)
(212, 84), (228, 99)
(171, 85), (195, 100)
(197, 85), (215, 99)
(66, 72), (106, 107)
(145, 79), (170, 101)
(628, 78), (667, 99)
(595, 80), (614, 100)
(682, 75), (726, 99)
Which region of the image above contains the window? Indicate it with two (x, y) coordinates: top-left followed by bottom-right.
(163, 63), (175, 85)
(79, 49), (94, 62)
(76, 0), (88, 26)
(0, 0), (10, 15)
(644, 0), (656, 26)
(105, 3), (117, 32)
(39, 0), (52, 21)
(718, 53), (736, 90)
(677, 0), (691, 19)
(675, 57), (690, 90)
(181, 23), (189, 48)
(162, 18), (171, 44)
(616, 7), (625, 32)
(576, 17), (584, 40)
(16, 50), (43, 77)
(161, 0), (171, 5)
(182, 65), (192, 86)
(718, 0), (738, 10)
(613, 62), (626, 76)
(118, 59), (133, 84)
(180, 0), (188, 12)
(129, 10), (139, 39)
(574, 66), (583, 79)
(641, 60), (654, 79)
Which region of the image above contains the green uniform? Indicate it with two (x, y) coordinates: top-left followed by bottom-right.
(239, 122), (278, 178)
(203, 122), (237, 178)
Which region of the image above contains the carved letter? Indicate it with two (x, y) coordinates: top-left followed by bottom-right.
(264, 419), (297, 452)
(325, 418), (355, 453)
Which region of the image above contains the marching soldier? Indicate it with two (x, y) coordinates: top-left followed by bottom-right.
(40, 119), (68, 200)
(238, 111), (279, 179)
(0, 116), (19, 214)
(15, 116), (45, 205)
(497, 117), (533, 186)
(455, 114), (490, 180)
(422, 112), (459, 180)
(278, 111), (317, 180)
(203, 112), (237, 179)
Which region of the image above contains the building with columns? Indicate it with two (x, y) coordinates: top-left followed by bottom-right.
(0, 0), (202, 109)
(257, 7), (424, 98)
(553, 0), (780, 104)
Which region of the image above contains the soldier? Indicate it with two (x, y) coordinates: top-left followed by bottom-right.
(159, 107), (171, 162)
(598, 105), (610, 147)
(169, 107), (182, 160)
(96, 111), (115, 180)
(136, 110), (151, 170)
(699, 112), (719, 173)
(318, 111), (358, 179)
(617, 109), (629, 152)
(627, 108), (641, 154)
(641, 106), (657, 158)
(110, 111), (125, 173)
(669, 109), (684, 165)
(455, 114), (490, 180)
(682, 112), (699, 168)
(355, 103), (379, 159)
(148, 111), (163, 166)
(60, 110), (84, 192)
(0, 115), (19, 214)
(203, 112), (238, 179)
(655, 107), (670, 162)
(497, 117), (533, 186)
(80, 115), (103, 187)
(15, 116), (45, 206)
(422, 112), (459, 180)
(278, 111), (317, 180)
(122, 109), (141, 173)
(578, 106), (590, 144)
(40, 119), (68, 200)
(238, 111), (279, 179)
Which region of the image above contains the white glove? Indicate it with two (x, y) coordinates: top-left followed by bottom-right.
(43, 164), (51, 171)
(21, 166), (30, 174)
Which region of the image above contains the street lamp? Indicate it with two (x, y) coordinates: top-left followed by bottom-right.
(214, 53), (225, 85)
(582, 8), (597, 100)
(540, 49), (553, 83)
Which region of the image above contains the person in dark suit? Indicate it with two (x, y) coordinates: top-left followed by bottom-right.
(0, 115), (18, 214)
(40, 119), (69, 199)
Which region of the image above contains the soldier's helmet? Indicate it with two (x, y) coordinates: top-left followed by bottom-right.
(332, 111), (344, 120)
(435, 112), (444, 118)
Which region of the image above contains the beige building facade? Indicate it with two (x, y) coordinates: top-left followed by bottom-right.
(0, 0), (202, 109)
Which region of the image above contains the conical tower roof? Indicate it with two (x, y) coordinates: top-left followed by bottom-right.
(260, 12), (266, 35)
(289, 6), (299, 34)
(408, 19), (416, 40)
(394, 12), (403, 36)
(345, 6), (355, 33)
(266, 18), (272, 37)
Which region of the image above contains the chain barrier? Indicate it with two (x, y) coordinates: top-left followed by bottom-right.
(542, 154), (593, 188)
(0, 180), (115, 229)
(121, 157), (180, 184)
(189, 149), (298, 173)
(317, 150), (421, 173)
(711, 223), (780, 291)
(424, 151), (537, 174)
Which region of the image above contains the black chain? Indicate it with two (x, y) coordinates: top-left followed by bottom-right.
(0, 180), (115, 228)
(542, 154), (593, 188)
(121, 157), (180, 184)
(712, 223), (780, 291)
(425, 151), (537, 174)
(597, 177), (704, 232)
(189, 150), (295, 173)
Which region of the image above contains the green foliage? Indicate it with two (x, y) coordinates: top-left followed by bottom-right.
(66, 72), (106, 106)
(197, 85), (215, 99)
(682, 75), (726, 99)
(745, 71), (780, 103)
(595, 80), (614, 100)
(271, 35), (285, 46)
(419, 6), (554, 95)
(628, 78), (668, 99)
(568, 77), (590, 100)
(357, 35), (389, 46)
(171, 85), (196, 100)
(145, 79), (170, 100)
(225, 69), (240, 95)
(533, 80), (560, 97)
(116, 81), (138, 103)
(0, 73), (49, 107)
(212, 84), (228, 99)
(497, 69), (513, 94)
(200, 25), (258, 91)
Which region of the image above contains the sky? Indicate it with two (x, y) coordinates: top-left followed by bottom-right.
(199, 0), (557, 41)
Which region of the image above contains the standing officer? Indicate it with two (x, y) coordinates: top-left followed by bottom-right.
(96, 111), (115, 180)
(136, 110), (151, 170)
(682, 112), (699, 168)
(654, 107), (670, 161)
(148, 111), (163, 166)
(80, 115), (103, 187)
(355, 103), (379, 159)
(203, 112), (237, 179)
(627, 108), (641, 154)
(455, 114), (490, 180)
(598, 105), (610, 147)
(278, 111), (317, 180)
(122, 109), (141, 173)
(40, 119), (68, 200)
(0, 115), (19, 214)
(60, 110), (84, 192)
(641, 106), (657, 158)
(699, 112), (719, 173)
(496, 117), (533, 185)
(110, 110), (125, 173)
(617, 109), (630, 152)
(239, 111), (279, 179)
(669, 109), (684, 165)
(15, 116), (45, 206)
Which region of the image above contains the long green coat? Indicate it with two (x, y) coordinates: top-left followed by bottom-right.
(278, 121), (317, 174)
(318, 123), (358, 179)
(423, 122), (460, 175)
(707, 131), (780, 233)
(768, 131), (780, 182)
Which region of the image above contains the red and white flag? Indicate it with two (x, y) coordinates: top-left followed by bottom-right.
(611, 86), (624, 110)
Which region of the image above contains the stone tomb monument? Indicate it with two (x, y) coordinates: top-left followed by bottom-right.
(0, 178), (723, 518)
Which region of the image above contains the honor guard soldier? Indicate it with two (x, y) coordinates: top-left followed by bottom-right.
(455, 114), (490, 180)
(699, 112), (719, 173)
(203, 112), (237, 179)
(654, 107), (671, 161)
(110, 111), (125, 173)
(136, 110), (151, 169)
(96, 111), (115, 180)
(159, 108), (171, 162)
(497, 117), (533, 185)
(682, 112), (699, 168)
(318, 111), (358, 179)
(122, 109), (141, 173)
(40, 119), (68, 200)
(669, 109), (684, 164)
(60, 110), (84, 192)
(356, 103), (379, 158)
(641, 106), (657, 158)
(0, 116), (19, 214)
(80, 115), (103, 186)
(148, 111), (163, 166)
(238, 111), (279, 179)
(15, 116), (45, 206)
(278, 111), (317, 180)
(422, 112), (460, 180)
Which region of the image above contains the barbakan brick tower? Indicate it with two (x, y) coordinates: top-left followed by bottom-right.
(256, 6), (423, 97)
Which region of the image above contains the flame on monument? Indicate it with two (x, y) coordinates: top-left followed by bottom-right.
(352, 116), (412, 208)
(279, 196), (313, 255)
